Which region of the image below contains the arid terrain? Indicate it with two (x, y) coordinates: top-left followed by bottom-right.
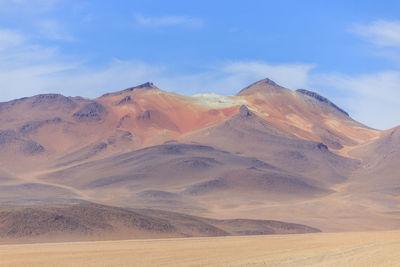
(0, 78), (400, 242)
(2, 0), (399, 265)
(1, 231), (400, 267)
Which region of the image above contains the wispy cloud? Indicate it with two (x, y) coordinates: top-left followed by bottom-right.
(134, 14), (204, 29)
(352, 20), (400, 48)
(310, 71), (400, 130)
(36, 19), (74, 41)
(157, 61), (314, 96)
(0, 0), (73, 42)
(0, 0), (60, 13)
(220, 61), (314, 91)
(0, 29), (25, 50)
(341, 19), (400, 128)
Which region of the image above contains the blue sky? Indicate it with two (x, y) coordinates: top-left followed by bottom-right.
(1, 0), (400, 129)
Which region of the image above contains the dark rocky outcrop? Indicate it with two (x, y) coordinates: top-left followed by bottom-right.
(317, 142), (329, 150)
(0, 130), (17, 144)
(21, 140), (45, 155)
(102, 82), (159, 97)
(0, 129), (45, 155)
(19, 118), (62, 135)
(73, 102), (107, 122)
(137, 110), (152, 120)
(30, 94), (77, 110)
(0, 203), (175, 239)
(117, 114), (131, 128)
(116, 95), (134, 105)
(239, 105), (253, 118)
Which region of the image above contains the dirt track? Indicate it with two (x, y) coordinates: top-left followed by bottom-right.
(1, 231), (400, 266)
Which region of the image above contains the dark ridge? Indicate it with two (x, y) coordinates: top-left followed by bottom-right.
(21, 140), (45, 155)
(101, 82), (159, 97)
(31, 94), (77, 108)
(0, 130), (17, 144)
(0, 203), (175, 239)
(248, 158), (277, 170)
(19, 118), (62, 135)
(136, 82), (156, 89)
(117, 114), (131, 128)
(116, 95), (133, 105)
(137, 110), (152, 120)
(0, 94), (77, 112)
(183, 178), (228, 196)
(0, 202), (321, 241)
(0, 98), (29, 112)
(158, 144), (216, 155)
(137, 190), (179, 199)
(107, 130), (133, 145)
(167, 157), (223, 171)
(211, 219), (321, 235)
(0, 129), (45, 155)
(73, 102), (107, 122)
(296, 89), (349, 116)
(55, 142), (108, 167)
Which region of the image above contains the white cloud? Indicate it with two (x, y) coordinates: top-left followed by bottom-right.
(0, 48), (313, 101)
(221, 61), (314, 90)
(134, 14), (203, 28)
(352, 20), (400, 48)
(0, 40), (166, 100)
(310, 71), (400, 130)
(153, 61), (314, 96)
(0, 29), (25, 50)
(0, 0), (60, 12)
(0, 29), (314, 100)
(0, 0), (72, 42)
(36, 19), (74, 41)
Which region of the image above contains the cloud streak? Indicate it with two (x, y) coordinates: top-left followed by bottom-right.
(311, 71), (400, 130)
(0, 29), (25, 50)
(352, 20), (400, 48)
(134, 14), (204, 28)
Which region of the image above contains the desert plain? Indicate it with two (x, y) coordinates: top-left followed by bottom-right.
(1, 231), (400, 267)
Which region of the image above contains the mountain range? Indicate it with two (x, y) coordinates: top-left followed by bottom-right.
(0, 78), (399, 242)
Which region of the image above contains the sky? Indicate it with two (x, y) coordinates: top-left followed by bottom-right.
(0, 0), (400, 129)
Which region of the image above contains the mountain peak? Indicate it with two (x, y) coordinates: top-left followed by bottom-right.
(237, 78), (286, 96)
(122, 82), (159, 93)
(296, 89), (349, 116)
(101, 82), (159, 97)
(135, 82), (157, 89)
(257, 78), (282, 87)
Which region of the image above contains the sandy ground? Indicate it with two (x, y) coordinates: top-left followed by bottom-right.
(1, 231), (400, 267)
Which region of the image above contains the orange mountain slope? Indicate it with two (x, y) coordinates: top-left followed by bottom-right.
(1, 78), (399, 234)
(0, 78), (378, 172)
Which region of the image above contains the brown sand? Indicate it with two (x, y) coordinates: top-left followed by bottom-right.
(1, 231), (400, 266)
